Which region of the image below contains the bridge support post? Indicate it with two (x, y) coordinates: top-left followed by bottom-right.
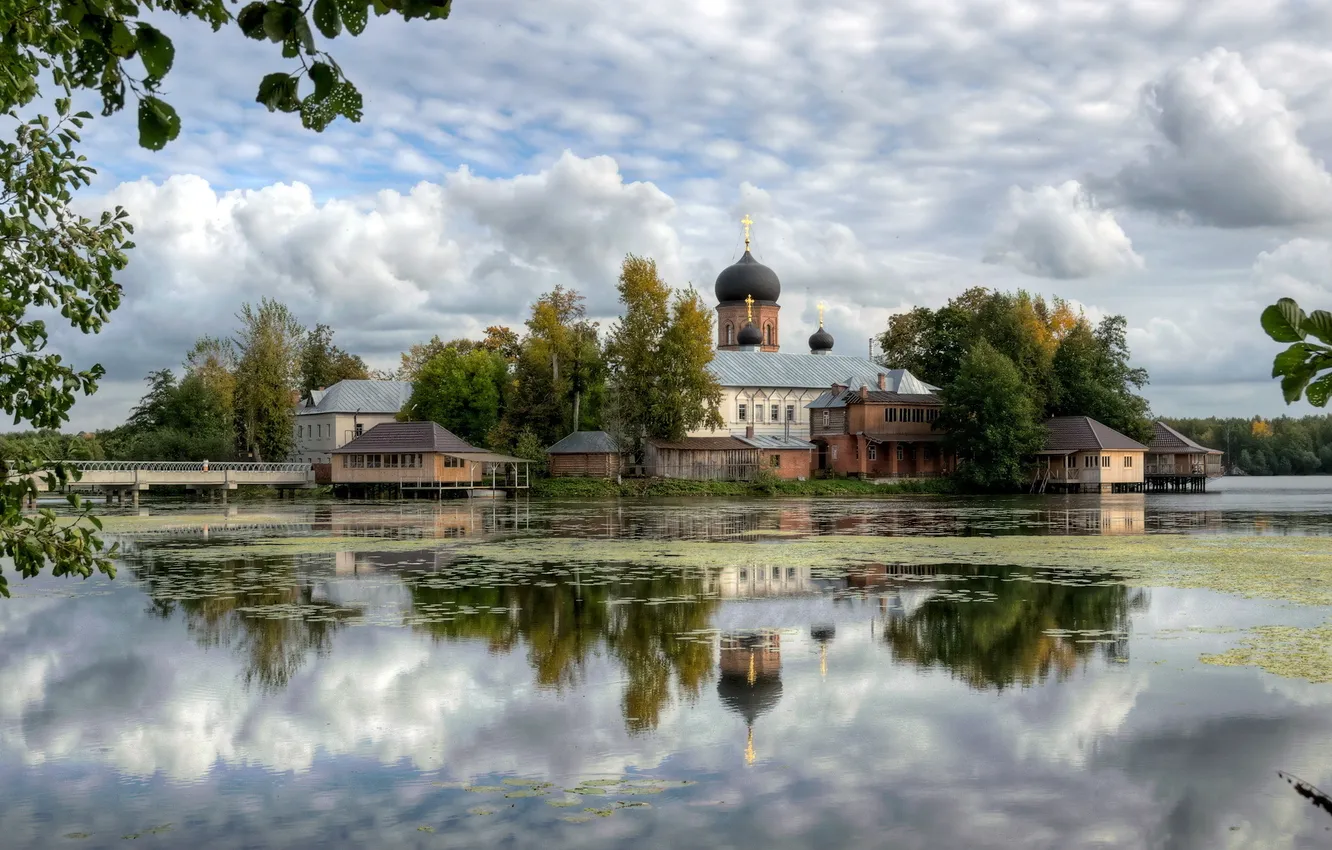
(221, 487), (228, 505)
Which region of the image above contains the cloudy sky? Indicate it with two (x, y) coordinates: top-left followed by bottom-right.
(50, 0), (1332, 429)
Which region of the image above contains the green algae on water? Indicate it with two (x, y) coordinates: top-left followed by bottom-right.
(1201, 623), (1332, 683)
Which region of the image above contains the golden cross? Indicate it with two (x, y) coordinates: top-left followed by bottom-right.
(817, 300), (826, 327)
(745, 293), (754, 322)
(745, 726), (756, 766)
(741, 214), (753, 251)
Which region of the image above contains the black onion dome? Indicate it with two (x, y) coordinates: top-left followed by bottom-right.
(715, 251), (781, 304)
(717, 673), (784, 726)
(808, 326), (834, 352)
(737, 321), (763, 346)
(811, 624), (836, 642)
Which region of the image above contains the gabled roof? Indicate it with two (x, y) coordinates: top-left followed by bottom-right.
(648, 436), (755, 451)
(331, 421), (477, 454)
(737, 434), (816, 450)
(547, 430), (620, 454)
(297, 380), (412, 416)
(1148, 421), (1222, 454)
(708, 351), (939, 392)
(1041, 416), (1148, 453)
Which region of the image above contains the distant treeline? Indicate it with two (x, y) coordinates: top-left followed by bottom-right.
(1160, 416), (1332, 476)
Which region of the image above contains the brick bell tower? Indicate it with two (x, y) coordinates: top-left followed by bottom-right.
(716, 215), (781, 352)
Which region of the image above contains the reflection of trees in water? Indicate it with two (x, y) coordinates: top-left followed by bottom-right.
(407, 568), (717, 733)
(879, 567), (1148, 690)
(133, 552), (359, 692)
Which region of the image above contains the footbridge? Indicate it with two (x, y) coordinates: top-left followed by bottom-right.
(30, 461), (315, 505)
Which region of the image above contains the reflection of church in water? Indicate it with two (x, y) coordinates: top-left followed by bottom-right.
(717, 624), (835, 765)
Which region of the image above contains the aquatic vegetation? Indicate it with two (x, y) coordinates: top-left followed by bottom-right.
(1201, 623), (1332, 683)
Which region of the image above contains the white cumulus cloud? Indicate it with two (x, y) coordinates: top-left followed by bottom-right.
(984, 181), (1144, 279)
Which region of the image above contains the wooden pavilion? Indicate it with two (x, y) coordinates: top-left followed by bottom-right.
(330, 422), (532, 498)
(1145, 421), (1223, 492)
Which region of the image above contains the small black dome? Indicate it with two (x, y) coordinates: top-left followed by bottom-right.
(738, 321), (762, 346)
(809, 326), (834, 352)
(718, 673), (783, 725)
(811, 624), (836, 642)
(715, 251), (781, 304)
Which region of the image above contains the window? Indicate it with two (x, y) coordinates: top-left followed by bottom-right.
(354, 423), (363, 437)
(739, 569), (747, 581)
(1066, 455), (1075, 468)
(787, 568), (796, 579)
(786, 405), (794, 422)
(897, 445), (904, 461)
(772, 404), (780, 422)
(444, 455), (464, 468)
(1124, 456), (1133, 468)
(830, 446), (838, 461)
(738, 403), (747, 422)
(772, 567), (780, 580)
(770, 454), (780, 468)
(726, 323), (734, 346)
(868, 444), (877, 461)
(351, 455), (365, 468)
(341, 455), (348, 468)
(367, 454), (381, 468)
(822, 410), (830, 426)
(389, 454), (400, 468)
(764, 324), (772, 346)
(1102, 456), (1111, 468)
(298, 425), (303, 439)
(924, 446), (933, 460)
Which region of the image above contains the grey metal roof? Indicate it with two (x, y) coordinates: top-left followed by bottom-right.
(708, 351), (939, 392)
(297, 379), (412, 416)
(1042, 417), (1148, 453)
(1149, 421), (1221, 454)
(806, 388), (941, 409)
(547, 430), (620, 454)
(737, 434), (816, 450)
(806, 389), (848, 410)
(452, 452), (533, 464)
(331, 422), (477, 454)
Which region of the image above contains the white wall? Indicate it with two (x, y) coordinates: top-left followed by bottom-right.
(689, 386), (825, 438)
(289, 412), (401, 463)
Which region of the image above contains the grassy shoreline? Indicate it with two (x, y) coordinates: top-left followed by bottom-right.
(531, 476), (956, 499)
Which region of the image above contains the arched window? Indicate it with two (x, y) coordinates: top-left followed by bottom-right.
(764, 324), (772, 345)
(726, 323), (734, 345)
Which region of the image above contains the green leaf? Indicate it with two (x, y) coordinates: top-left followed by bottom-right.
(137, 96), (180, 150)
(135, 24), (175, 78)
(1261, 298), (1307, 343)
(1272, 343), (1312, 379)
(263, 3), (299, 42)
(336, 0), (369, 34)
(109, 20), (137, 57)
(313, 0), (343, 38)
(256, 73), (300, 112)
(309, 62), (336, 101)
(1307, 373), (1332, 408)
(1281, 365), (1315, 404)
(1303, 310), (1332, 345)
(237, 2), (268, 39)
(294, 13), (317, 54)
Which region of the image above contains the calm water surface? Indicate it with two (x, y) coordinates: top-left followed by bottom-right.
(3, 477), (1332, 848)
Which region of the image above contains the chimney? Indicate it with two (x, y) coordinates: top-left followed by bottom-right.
(877, 373), (887, 391)
(859, 384), (869, 400)
(832, 382), (847, 395)
(745, 424), (755, 439)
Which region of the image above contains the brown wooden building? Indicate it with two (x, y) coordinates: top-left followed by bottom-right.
(1145, 421), (1223, 492)
(736, 432), (816, 480)
(1033, 416), (1147, 494)
(806, 380), (957, 478)
(546, 430), (622, 478)
(644, 436), (760, 481)
(330, 421), (532, 497)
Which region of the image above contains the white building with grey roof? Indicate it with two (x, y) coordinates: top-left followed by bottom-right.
(289, 379), (414, 465)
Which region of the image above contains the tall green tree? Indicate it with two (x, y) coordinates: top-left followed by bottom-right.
(232, 299), (304, 462)
(403, 348), (508, 445)
(0, 0), (452, 593)
(936, 340), (1046, 490)
(505, 287), (607, 445)
(605, 255), (723, 459)
(299, 323), (368, 396)
(1050, 318), (1152, 442)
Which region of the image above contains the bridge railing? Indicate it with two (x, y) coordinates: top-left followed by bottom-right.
(58, 461), (312, 474)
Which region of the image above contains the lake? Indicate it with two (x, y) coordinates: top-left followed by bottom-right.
(4, 476), (1332, 848)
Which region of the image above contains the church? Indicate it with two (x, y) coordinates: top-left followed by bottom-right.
(693, 217), (939, 441)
